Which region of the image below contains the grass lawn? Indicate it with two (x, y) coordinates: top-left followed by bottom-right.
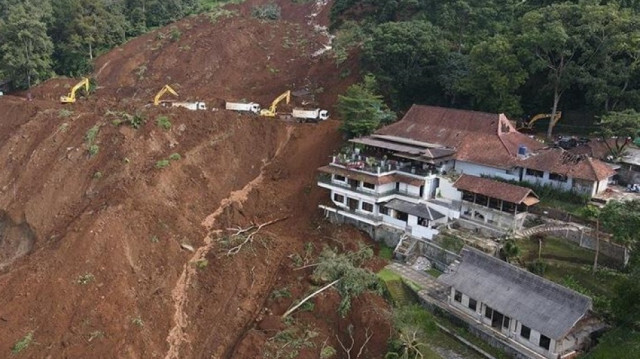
(539, 198), (586, 215)
(427, 268), (443, 278)
(582, 327), (640, 359)
(378, 244), (394, 260)
(377, 268), (401, 282)
(516, 236), (626, 313)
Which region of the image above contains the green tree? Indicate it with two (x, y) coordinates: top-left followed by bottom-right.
(612, 268), (640, 327)
(596, 109), (640, 158)
(362, 20), (446, 108)
(600, 199), (640, 247)
(466, 35), (527, 116)
(0, 1), (53, 88)
(336, 75), (396, 138)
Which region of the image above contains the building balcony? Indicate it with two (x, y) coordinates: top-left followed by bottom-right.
(331, 154), (435, 179)
(317, 176), (423, 202)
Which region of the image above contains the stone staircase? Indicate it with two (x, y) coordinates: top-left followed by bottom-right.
(393, 234), (418, 259)
(516, 224), (582, 239)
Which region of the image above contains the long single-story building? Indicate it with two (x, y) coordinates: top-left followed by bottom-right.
(439, 247), (597, 359)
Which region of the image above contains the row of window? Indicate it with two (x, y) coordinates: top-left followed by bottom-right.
(332, 193), (374, 213)
(525, 169), (568, 182)
(333, 175), (376, 189)
(454, 290), (551, 351)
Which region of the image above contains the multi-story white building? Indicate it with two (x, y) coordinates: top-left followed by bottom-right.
(317, 105), (615, 243)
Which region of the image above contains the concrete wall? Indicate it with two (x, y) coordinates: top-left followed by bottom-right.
(618, 167), (640, 186)
(417, 241), (461, 271)
(544, 229), (629, 267)
(455, 161), (520, 182)
(438, 177), (462, 201)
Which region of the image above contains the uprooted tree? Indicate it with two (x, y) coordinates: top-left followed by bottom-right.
(283, 245), (382, 318)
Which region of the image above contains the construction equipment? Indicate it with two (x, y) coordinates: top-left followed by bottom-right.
(519, 112), (562, 132)
(292, 108), (329, 122)
(160, 101), (207, 110)
(225, 102), (261, 113)
(60, 77), (90, 103)
(154, 85), (178, 106)
(260, 90), (291, 117)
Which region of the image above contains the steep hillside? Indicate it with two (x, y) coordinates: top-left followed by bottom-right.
(0, 1), (391, 358)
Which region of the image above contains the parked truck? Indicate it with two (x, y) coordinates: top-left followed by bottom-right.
(225, 102), (261, 114)
(292, 108), (329, 122)
(161, 101), (207, 110)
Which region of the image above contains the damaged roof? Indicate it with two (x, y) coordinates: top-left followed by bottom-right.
(521, 148), (615, 181)
(439, 247), (592, 340)
(374, 105), (543, 169)
(453, 174), (539, 205)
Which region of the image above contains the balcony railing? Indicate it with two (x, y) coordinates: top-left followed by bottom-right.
(331, 154), (435, 177)
(317, 177), (423, 200)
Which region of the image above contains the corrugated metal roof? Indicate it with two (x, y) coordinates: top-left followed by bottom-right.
(384, 199), (446, 220)
(439, 247), (592, 340)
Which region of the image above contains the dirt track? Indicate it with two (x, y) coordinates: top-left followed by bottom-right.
(0, 1), (391, 358)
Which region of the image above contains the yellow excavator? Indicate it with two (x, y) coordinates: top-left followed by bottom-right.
(60, 77), (90, 103)
(260, 90), (291, 117)
(518, 112), (562, 132)
(154, 85), (178, 106)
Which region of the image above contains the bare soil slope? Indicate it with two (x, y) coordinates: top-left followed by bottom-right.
(0, 1), (391, 358)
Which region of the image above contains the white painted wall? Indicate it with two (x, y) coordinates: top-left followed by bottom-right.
(522, 169), (574, 192)
(455, 161), (520, 181)
(378, 182), (395, 194)
(381, 214), (407, 229)
(438, 177), (462, 201)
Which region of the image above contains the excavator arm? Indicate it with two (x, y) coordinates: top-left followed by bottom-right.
(260, 90), (291, 117)
(60, 77), (90, 103)
(154, 85), (179, 106)
(520, 112), (562, 131)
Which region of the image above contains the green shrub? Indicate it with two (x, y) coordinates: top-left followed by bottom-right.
(88, 144), (100, 157)
(528, 259), (547, 275)
(85, 125), (100, 144)
(58, 109), (73, 118)
(170, 26), (181, 41)
(251, 3), (281, 20)
(155, 160), (170, 169)
(11, 332), (33, 354)
(169, 153), (181, 161)
(271, 287), (292, 299)
(156, 115), (172, 130)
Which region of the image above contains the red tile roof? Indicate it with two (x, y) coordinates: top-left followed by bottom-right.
(453, 174), (539, 205)
(521, 148), (615, 181)
(375, 105), (543, 169)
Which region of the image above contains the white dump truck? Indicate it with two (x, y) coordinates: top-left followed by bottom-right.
(160, 101), (207, 110)
(292, 108), (329, 122)
(225, 102), (261, 114)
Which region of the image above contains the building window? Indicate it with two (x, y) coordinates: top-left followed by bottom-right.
(526, 168), (544, 178)
(333, 193), (345, 203)
(361, 202), (374, 212)
(485, 306), (493, 319)
(362, 182), (375, 190)
(549, 172), (568, 182)
(468, 298), (477, 311)
(454, 290), (462, 303)
(539, 335), (551, 350)
(520, 325), (531, 340)
(395, 211), (409, 222)
(380, 205), (389, 216)
(503, 316), (510, 330)
(334, 175), (346, 182)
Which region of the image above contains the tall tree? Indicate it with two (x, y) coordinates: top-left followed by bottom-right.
(337, 75), (396, 138)
(596, 109), (640, 158)
(0, 1), (53, 88)
(466, 35), (527, 116)
(362, 20), (446, 108)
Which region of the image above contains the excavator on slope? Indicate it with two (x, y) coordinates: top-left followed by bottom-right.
(260, 90), (290, 117)
(60, 77), (90, 103)
(518, 112), (562, 132)
(153, 85), (179, 106)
